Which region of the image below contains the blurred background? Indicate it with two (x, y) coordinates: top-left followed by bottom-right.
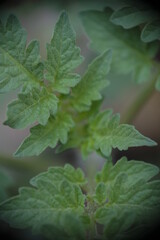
(0, 0), (160, 239)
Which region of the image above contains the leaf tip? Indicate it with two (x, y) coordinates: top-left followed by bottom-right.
(13, 151), (21, 158)
(148, 139), (158, 146)
(59, 10), (69, 21)
(3, 120), (8, 126)
(6, 14), (21, 28)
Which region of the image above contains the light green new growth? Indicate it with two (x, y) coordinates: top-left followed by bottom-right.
(0, 159), (160, 240)
(87, 110), (156, 156)
(67, 109), (156, 157)
(45, 11), (83, 94)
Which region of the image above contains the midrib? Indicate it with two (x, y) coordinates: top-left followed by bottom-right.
(0, 46), (43, 86)
(9, 93), (49, 125)
(16, 119), (59, 155)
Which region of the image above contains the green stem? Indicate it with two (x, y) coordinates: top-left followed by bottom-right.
(0, 154), (50, 173)
(121, 72), (159, 124)
(89, 217), (95, 240)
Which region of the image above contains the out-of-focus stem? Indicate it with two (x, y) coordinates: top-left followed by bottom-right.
(0, 154), (50, 173)
(121, 71), (159, 124)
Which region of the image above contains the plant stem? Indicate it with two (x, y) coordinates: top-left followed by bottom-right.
(0, 154), (50, 173)
(89, 216), (97, 240)
(121, 72), (159, 124)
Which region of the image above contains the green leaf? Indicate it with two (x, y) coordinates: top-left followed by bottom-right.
(96, 156), (159, 186)
(80, 9), (158, 83)
(109, 2), (160, 44)
(0, 169), (12, 202)
(71, 50), (112, 112)
(40, 214), (85, 240)
(56, 100), (102, 153)
(45, 11), (83, 94)
(95, 157), (160, 239)
(31, 164), (87, 186)
(82, 110), (156, 157)
(110, 7), (156, 29)
(4, 87), (58, 129)
(0, 15), (43, 93)
(104, 0), (133, 11)
(95, 205), (137, 240)
(141, 20), (160, 43)
(15, 113), (74, 157)
(94, 182), (107, 204)
(58, 108), (156, 158)
(0, 164), (86, 239)
(97, 178), (160, 239)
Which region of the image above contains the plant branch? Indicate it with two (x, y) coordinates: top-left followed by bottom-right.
(121, 71), (159, 124)
(0, 154), (51, 173)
